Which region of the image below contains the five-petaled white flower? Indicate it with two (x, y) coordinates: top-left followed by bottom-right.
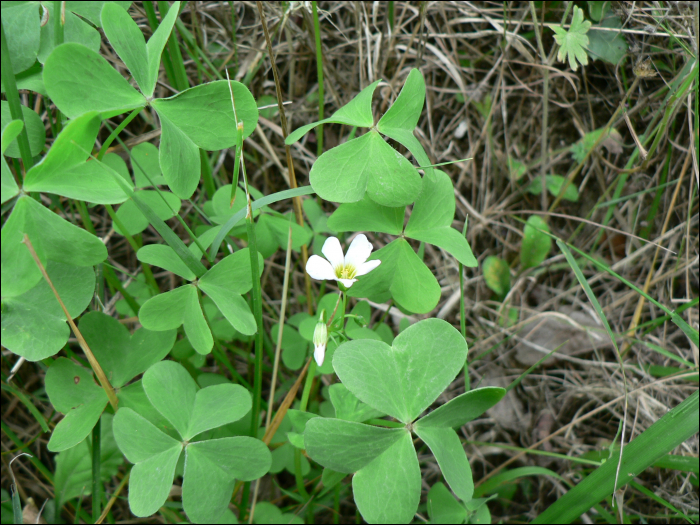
(306, 234), (381, 289)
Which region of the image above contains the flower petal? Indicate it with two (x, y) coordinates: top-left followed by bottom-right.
(306, 255), (336, 281)
(314, 342), (326, 366)
(344, 234), (373, 269)
(321, 236), (345, 270)
(355, 259), (381, 277)
(338, 278), (357, 288)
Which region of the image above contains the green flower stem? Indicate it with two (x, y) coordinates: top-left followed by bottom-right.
(294, 448), (310, 499)
(333, 483), (341, 524)
(91, 419), (101, 522)
(299, 360), (317, 413)
(239, 482), (251, 521)
(296, 357), (317, 504)
(247, 207), (264, 437)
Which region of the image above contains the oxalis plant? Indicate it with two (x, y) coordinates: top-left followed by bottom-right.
(0, 2), (515, 523)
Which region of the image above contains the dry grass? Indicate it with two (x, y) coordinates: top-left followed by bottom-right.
(2, 1), (698, 523)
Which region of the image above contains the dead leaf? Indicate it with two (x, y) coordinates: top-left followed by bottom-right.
(513, 307), (615, 366)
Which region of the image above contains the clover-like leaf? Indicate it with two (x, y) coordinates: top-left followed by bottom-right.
(352, 431), (420, 524)
(346, 238), (441, 314)
(327, 195), (404, 236)
(329, 383), (385, 423)
(54, 413), (124, 509)
(404, 170), (477, 267)
(521, 215), (552, 269)
(1, 120), (22, 203)
(304, 324), (505, 524)
(377, 68), (425, 131)
(142, 360), (251, 441)
(138, 248), (262, 353)
(101, 2), (180, 98)
(550, 6), (591, 71)
(78, 311), (176, 389)
(22, 112), (131, 204)
(427, 482), (468, 524)
(483, 256), (511, 297)
(1, 101), (45, 158)
(44, 43), (147, 119)
(332, 318), (468, 424)
(44, 313), (176, 451)
(526, 174), (579, 202)
(415, 387), (506, 430)
(285, 80), (381, 145)
(45, 358), (108, 452)
(183, 437), (272, 523)
(1, 261), (96, 360)
(309, 131), (422, 207)
(114, 361), (270, 522)
(113, 408), (183, 517)
(305, 418), (405, 474)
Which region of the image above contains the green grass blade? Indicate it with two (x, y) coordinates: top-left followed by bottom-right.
(533, 390), (699, 523)
(1, 383), (50, 433)
(474, 466), (565, 498)
(208, 185), (315, 259)
(559, 240), (698, 346)
(629, 479), (694, 523)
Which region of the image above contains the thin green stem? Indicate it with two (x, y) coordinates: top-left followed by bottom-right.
(294, 449), (310, 499)
(459, 219), (469, 391)
(97, 108), (140, 159)
(102, 205), (159, 293)
(229, 1), (238, 77)
(91, 419), (101, 522)
(247, 207), (264, 438)
(529, 1), (549, 210)
(53, 1), (64, 46)
(300, 360), (317, 412)
(311, 1), (325, 156)
(157, 1), (189, 91)
(1, 422), (54, 483)
(0, 23), (34, 173)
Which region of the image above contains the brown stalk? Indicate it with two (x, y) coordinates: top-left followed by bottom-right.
(21, 234), (119, 411)
(256, 1), (314, 314)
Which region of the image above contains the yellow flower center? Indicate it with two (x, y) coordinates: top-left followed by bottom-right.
(335, 264), (356, 280)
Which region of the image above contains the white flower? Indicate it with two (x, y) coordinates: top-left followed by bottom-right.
(306, 234), (381, 289)
(312, 311), (328, 366)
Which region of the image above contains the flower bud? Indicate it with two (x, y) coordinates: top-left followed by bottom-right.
(313, 310), (328, 366)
